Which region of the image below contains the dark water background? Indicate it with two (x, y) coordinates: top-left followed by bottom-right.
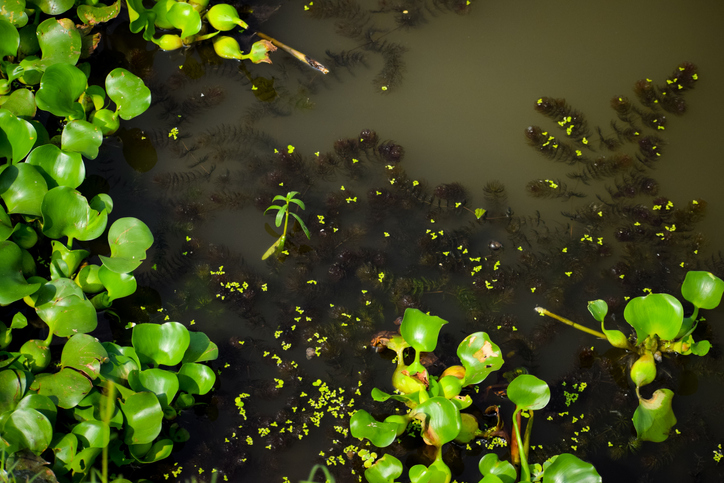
(92, 0), (724, 482)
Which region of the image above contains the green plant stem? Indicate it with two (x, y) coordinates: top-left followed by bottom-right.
(680, 306), (700, 339)
(512, 408), (531, 482)
(523, 411), (533, 465)
(535, 307), (607, 339)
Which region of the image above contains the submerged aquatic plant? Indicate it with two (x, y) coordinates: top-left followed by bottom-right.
(536, 270), (723, 443)
(262, 191), (311, 260)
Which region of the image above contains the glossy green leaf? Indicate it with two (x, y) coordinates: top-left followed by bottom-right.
(0, 368), (30, 414)
(37, 18), (82, 67)
(457, 331), (503, 386)
(0, 164), (47, 217)
(129, 438), (173, 463)
(76, 264), (105, 293)
(167, 1), (201, 38)
(106, 68), (151, 120)
(19, 339), (51, 372)
(26, 144), (85, 189)
(691, 339), (711, 356)
(364, 454), (403, 483)
(624, 293), (683, 341)
(128, 368), (178, 408)
(34, 278), (97, 336)
(413, 396), (461, 447)
(62, 120), (103, 159)
(2, 408), (53, 454)
(541, 453), (601, 483)
(151, 0), (175, 29)
(630, 352), (656, 387)
(50, 240), (89, 279)
(101, 342), (140, 385)
(71, 420), (110, 448)
(350, 409), (399, 448)
(17, 23), (39, 56)
(182, 331), (219, 363)
(120, 391), (163, 445)
(212, 35), (243, 60)
(454, 412), (480, 443)
(35, 63), (86, 118)
(633, 388), (677, 442)
(409, 459), (450, 483)
(0, 0), (28, 27)
(246, 39), (276, 64)
(69, 446), (101, 474)
(371, 386), (422, 407)
(34, 0), (74, 15)
(0, 241), (41, 304)
(60, 334), (108, 380)
(400, 308), (448, 353)
(132, 322), (189, 367)
(15, 394), (56, 426)
(177, 362), (215, 395)
(2, 88), (36, 120)
(478, 453), (516, 483)
(0, 204), (12, 240)
(681, 271), (724, 310)
(98, 265), (137, 302)
(10, 223), (38, 250)
(50, 432), (78, 476)
(77, 0), (121, 25)
(31, 367), (93, 408)
(41, 187), (109, 242)
(0, 108), (37, 162)
(586, 299), (607, 322)
(507, 374), (550, 411)
(90, 108), (120, 135)
(479, 476), (504, 483)
(99, 217), (153, 273)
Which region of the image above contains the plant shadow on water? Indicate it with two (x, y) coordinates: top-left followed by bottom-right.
(84, 1), (724, 482)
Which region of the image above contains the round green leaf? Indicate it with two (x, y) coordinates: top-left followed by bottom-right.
(3, 408), (53, 454)
(76, 264), (104, 293)
(128, 438), (173, 463)
(177, 362), (215, 395)
(413, 396), (462, 447)
(0, 0), (28, 27)
(0, 163), (47, 216)
(0, 368), (31, 414)
(105, 68), (151, 121)
(0, 203), (12, 241)
(90, 108), (120, 135)
(478, 453), (516, 483)
(152, 0), (175, 29)
(365, 454), (403, 483)
(457, 331), (504, 386)
(350, 409), (399, 448)
(98, 265), (137, 302)
(1, 88), (36, 121)
(507, 374), (550, 411)
(128, 368), (178, 408)
(61, 120), (103, 159)
(18, 23), (39, 56)
(681, 271), (724, 310)
(119, 392), (163, 445)
(50, 432), (78, 475)
(20, 339), (51, 372)
(34, 278), (97, 337)
(633, 388), (677, 442)
(33, 0), (74, 15)
(624, 293), (683, 341)
(16, 394), (57, 426)
(0, 108), (37, 163)
(182, 331), (219, 363)
(26, 144), (85, 189)
(587, 299), (608, 323)
(0, 241), (41, 304)
(50, 240), (89, 279)
(60, 334), (108, 380)
(37, 18), (81, 67)
(41, 186), (109, 242)
(31, 368), (93, 409)
(71, 420), (110, 448)
(167, 1), (201, 39)
(100, 342), (140, 385)
(132, 322), (190, 367)
(0, 18), (19, 58)
(99, 217), (153, 273)
(542, 453), (601, 483)
(77, 0), (121, 25)
(35, 63), (87, 118)
(400, 308), (448, 353)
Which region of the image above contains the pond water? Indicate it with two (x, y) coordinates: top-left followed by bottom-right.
(94, 0), (724, 482)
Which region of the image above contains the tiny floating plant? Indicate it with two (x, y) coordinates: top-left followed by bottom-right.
(262, 191), (311, 260)
(536, 270), (723, 443)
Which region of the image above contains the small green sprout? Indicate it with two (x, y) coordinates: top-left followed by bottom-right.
(262, 191), (311, 260)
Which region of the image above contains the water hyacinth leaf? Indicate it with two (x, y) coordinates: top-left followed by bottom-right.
(76, 264), (105, 293)
(624, 293), (683, 341)
(350, 409), (399, 448)
(0, 108), (37, 163)
(0, 241), (41, 305)
(438, 375), (462, 399)
(26, 144), (85, 189)
(480, 476), (504, 483)
(98, 265), (137, 302)
(400, 308), (448, 353)
(129, 438), (173, 463)
(71, 420), (110, 448)
(455, 412), (481, 444)
(132, 322), (190, 367)
(0, 163), (47, 216)
(457, 331), (504, 386)
(409, 460), (450, 483)
(37, 18), (82, 67)
(90, 108), (120, 135)
(0, 0), (27, 27)
(106, 68), (152, 120)
(15, 394), (56, 426)
(34, 278), (97, 337)
(587, 299), (608, 322)
(633, 388), (676, 442)
(101, 342), (141, 385)
(125, 0), (157, 41)
(99, 217), (153, 273)
(167, 1), (201, 38)
(77, 0), (121, 25)
(182, 331), (219, 363)
(50, 432), (78, 475)
(0, 368), (30, 414)
(34, 0), (74, 15)
(41, 186), (108, 242)
(61, 120), (103, 159)
(120, 391), (162, 445)
(177, 362), (215, 395)
(151, 0), (175, 29)
(478, 453), (516, 483)
(3, 408), (53, 454)
(541, 453), (601, 483)
(414, 396), (462, 447)
(60, 334), (108, 380)
(691, 339), (711, 356)
(2, 88), (36, 119)
(681, 271), (724, 309)
(69, 446), (101, 474)
(371, 387), (421, 407)
(507, 374), (550, 411)
(128, 368), (178, 408)
(246, 39), (276, 64)
(0, 204), (12, 240)
(50, 240), (90, 278)
(32, 368), (93, 408)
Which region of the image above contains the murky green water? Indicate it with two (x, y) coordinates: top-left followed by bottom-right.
(94, 1), (724, 481)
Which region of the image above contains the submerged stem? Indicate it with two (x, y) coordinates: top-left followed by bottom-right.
(512, 408), (531, 482)
(535, 307), (607, 339)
